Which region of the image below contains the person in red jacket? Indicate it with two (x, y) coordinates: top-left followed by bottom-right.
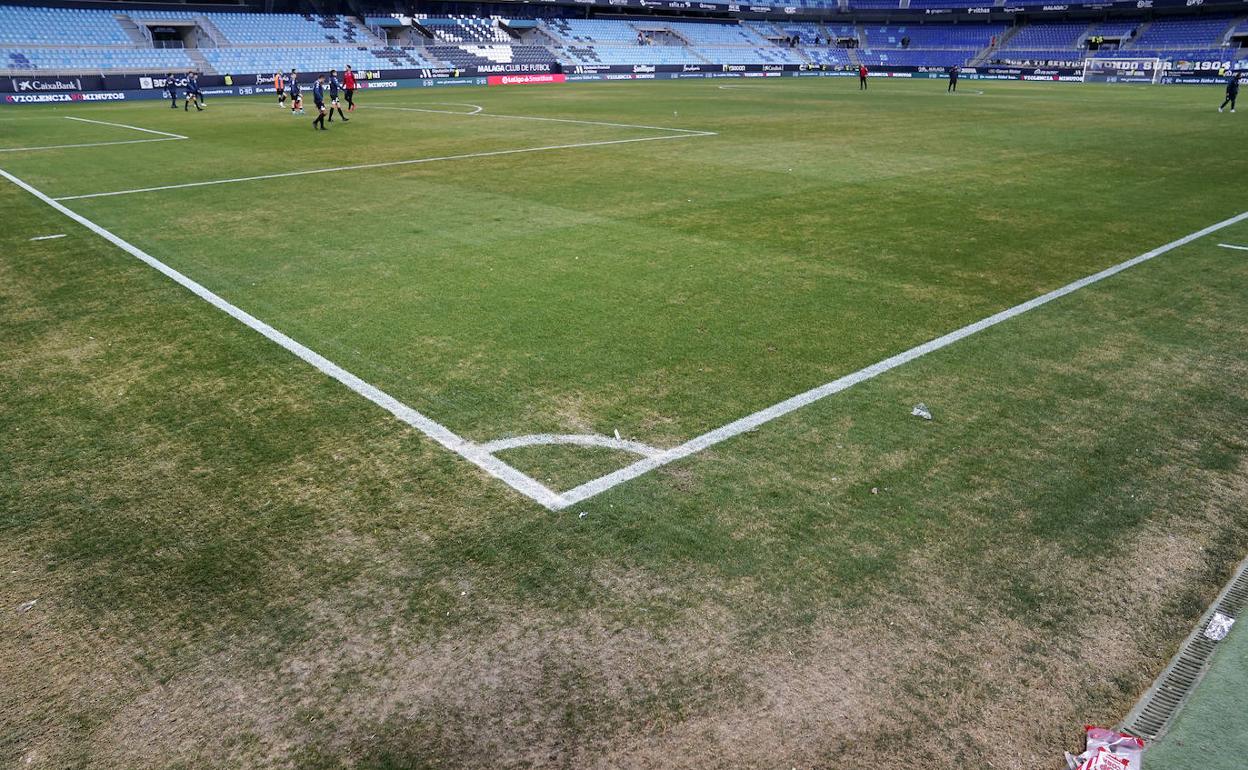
(343, 65), (357, 112)
(859, 64), (869, 90)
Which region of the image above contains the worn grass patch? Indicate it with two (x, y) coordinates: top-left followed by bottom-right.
(2, 80), (1248, 769)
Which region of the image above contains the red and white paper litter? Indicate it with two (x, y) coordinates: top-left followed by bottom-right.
(1065, 726), (1145, 770)
(1080, 746), (1131, 770)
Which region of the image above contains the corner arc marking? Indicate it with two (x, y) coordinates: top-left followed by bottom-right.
(480, 433), (664, 459)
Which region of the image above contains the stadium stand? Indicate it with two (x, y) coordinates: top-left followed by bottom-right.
(199, 46), (437, 74)
(420, 16), (513, 44)
(0, 3), (1243, 77)
(2, 46), (195, 70)
(1132, 16), (1235, 49)
(1090, 21), (1141, 38)
(1001, 21), (1089, 51)
(0, 5), (129, 45)
(426, 43), (557, 68)
(863, 23), (1005, 49)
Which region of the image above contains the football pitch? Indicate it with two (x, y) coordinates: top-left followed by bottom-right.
(3, 78), (1248, 767)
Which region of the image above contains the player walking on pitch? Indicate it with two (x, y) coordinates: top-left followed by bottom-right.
(166, 72), (177, 109)
(274, 70), (286, 108)
(183, 71), (203, 112)
(328, 70), (349, 122)
(1219, 70), (1239, 113)
(948, 64), (959, 93)
(289, 69), (304, 115)
(859, 64), (869, 90)
(312, 76), (328, 130)
(343, 65), (357, 112)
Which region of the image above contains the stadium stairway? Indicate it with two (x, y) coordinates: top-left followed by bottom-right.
(114, 15), (148, 45)
(1217, 16), (1245, 45)
(186, 47), (214, 74)
(1120, 20), (1150, 49)
(195, 14), (228, 47)
(1074, 21), (1097, 48)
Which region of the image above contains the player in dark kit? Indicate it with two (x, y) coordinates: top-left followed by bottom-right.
(183, 71), (203, 111)
(289, 69), (304, 115)
(312, 76), (328, 130)
(327, 70), (349, 122)
(343, 65), (356, 112)
(1219, 70), (1239, 113)
(166, 73), (177, 108)
(948, 64), (959, 93)
(859, 64), (868, 90)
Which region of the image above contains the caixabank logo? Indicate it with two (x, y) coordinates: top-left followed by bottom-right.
(9, 77), (82, 92)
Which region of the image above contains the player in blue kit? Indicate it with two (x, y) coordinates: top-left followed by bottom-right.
(327, 69), (349, 122)
(311, 76), (328, 130)
(288, 69), (304, 115)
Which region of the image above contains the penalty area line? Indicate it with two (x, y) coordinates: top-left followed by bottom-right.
(0, 137), (182, 154)
(53, 131), (713, 201)
(1218, 243), (1248, 252)
(0, 116), (187, 153)
(555, 210), (1248, 509)
(0, 167), (568, 511)
(64, 116), (187, 139)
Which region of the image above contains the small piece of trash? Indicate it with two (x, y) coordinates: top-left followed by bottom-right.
(578, 511), (588, 519)
(1064, 726), (1143, 770)
(614, 429), (621, 440)
(1205, 611), (1235, 641)
(17, 600), (37, 613)
(911, 403), (933, 420)
(870, 487), (879, 495)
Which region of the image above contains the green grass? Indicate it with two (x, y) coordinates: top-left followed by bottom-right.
(1147, 613), (1248, 770)
(2, 78), (1248, 768)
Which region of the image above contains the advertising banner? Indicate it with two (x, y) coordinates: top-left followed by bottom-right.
(487, 73), (567, 86)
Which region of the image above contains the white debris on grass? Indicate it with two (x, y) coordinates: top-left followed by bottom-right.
(911, 403), (933, 420)
(17, 600), (37, 613)
(1205, 611), (1235, 641)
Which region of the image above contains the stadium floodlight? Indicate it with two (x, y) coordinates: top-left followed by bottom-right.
(1082, 57), (1166, 85)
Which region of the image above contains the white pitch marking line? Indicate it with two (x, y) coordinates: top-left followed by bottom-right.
(479, 433), (664, 459)
(373, 104), (716, 135)
(63, 116), (188, 140)
(369, 102), (484, 115)
(29, 233), (66, 241)
(555, 210), (1248, 509)
(0, 137), (182, 154)
(1218, 243), (1248, 251)
(0, 116), (188, 153)
(53, 133), (711, 201)
(0, 167), (568, 512)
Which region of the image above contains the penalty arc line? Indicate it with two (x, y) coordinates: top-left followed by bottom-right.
(555, 210), (1248, 509)
(53, 132), (713, 201)
(0, 167), (569, 511)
